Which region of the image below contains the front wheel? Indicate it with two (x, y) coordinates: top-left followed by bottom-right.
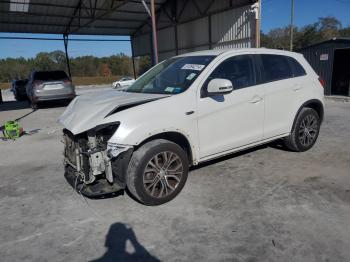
(126, 139), (189, 206)
(284, 108), (321, 152)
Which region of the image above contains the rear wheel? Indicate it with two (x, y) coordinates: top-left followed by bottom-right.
(126, 139), (189, 205)
(30, 100), (38, 110)
(284, 108), (320, 152)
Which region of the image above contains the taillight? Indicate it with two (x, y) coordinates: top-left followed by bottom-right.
(318, 77), (325, 88)
(64, 79), (72, 84)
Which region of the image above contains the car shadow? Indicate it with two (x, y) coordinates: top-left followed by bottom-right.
(36, 100), (72, 109)
(89, 222), (160, 262)
(93, 140), (291, 202)
(0, 99), (70, 112)
(190, 140), (291, 171)
(0, 101), (30, 112)
(190, 144), (268, 171)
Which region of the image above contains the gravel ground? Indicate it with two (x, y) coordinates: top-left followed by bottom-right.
(0, 87), (350, 262)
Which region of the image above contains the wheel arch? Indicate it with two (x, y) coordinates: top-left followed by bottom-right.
(135, 131), (194, 165)
(291, 99), (324, 131)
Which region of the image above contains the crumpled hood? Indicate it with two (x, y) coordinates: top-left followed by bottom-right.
(58, 90), (168, 134)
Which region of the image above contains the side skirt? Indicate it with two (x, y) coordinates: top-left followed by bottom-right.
(197, 133), (290, 164)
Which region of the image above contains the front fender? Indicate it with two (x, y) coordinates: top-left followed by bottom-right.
(108, 119), (199, 163)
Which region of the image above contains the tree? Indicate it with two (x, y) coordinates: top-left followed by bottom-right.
(137, 56), (151, 75)
(261, 16), (349, 50)
(99, 63), (111, 77)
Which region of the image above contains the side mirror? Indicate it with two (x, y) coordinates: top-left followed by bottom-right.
(207, 78), (233, 95)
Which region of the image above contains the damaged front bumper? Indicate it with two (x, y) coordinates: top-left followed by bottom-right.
(63, 129), (133, 197)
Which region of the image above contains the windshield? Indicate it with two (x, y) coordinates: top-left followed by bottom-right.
(125, 56), (215, 94)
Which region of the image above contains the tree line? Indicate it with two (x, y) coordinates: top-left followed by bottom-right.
(0, 51), (151, 82)
(261, 16), (350, 50)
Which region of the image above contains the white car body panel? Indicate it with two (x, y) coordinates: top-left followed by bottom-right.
(195, 52), (265, 158)
(59, 48), (325, 165)
(262, 53), (324, 138)
(58, 90), (168, 135)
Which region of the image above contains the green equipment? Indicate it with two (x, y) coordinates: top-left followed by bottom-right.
(2, 121), (23, 139)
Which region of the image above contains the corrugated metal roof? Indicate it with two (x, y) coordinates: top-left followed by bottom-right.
(299, 37), (350, 51)
(0, 0), (256, 36)
(0, 0), (165, 35)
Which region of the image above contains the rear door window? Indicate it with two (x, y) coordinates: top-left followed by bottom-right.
(260, 54), (293, 83)
(34, 71), (68, 81)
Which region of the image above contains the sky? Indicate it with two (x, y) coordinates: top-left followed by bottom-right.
(0, 0), (349, 59)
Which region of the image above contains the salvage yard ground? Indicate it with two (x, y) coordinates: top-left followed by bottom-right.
(1, 86), (350, 262)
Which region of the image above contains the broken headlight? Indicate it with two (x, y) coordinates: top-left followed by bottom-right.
(94, 122), (120, 145)
(106, 143), (133, 159)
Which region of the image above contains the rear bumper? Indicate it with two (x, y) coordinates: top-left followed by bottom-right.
(33, 93), (75, 102)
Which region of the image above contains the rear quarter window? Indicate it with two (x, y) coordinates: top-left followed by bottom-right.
(288, 57), (307, 77)
(260, 54), (293, 83)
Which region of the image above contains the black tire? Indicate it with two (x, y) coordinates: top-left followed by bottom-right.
(126, 139), (189, 206)
(17, 96), (27, 101)
(284, 107), (320, 152)
(30, 100), (38, 110)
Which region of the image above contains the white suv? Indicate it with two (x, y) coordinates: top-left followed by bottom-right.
(59, 49), (325, 205)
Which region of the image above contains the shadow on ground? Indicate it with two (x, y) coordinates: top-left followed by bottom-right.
(90, 222), (160, 262)
(191, 139), (290, 171)
(0, 100), (70, 112)
(36, 100), (71, 109)
(0, 101), (30, 112)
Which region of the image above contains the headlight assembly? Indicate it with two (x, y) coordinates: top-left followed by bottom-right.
(107, 143), (133, 159)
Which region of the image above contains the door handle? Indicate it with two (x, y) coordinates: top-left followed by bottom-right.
(250, 95), (263, 104)
(185, 111), (195, 115)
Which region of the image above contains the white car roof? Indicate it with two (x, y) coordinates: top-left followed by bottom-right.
(176, 48), (303, 59)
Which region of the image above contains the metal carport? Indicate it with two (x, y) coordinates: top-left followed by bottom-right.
(0, 0), (260, 78)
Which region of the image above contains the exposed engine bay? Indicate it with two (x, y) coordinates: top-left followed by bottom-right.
(59, 90), (170, 197)
(63, 125), (133, 197)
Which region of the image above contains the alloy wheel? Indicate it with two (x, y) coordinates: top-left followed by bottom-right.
(143, 151), (184, 198)
(298, 114), (318, 147)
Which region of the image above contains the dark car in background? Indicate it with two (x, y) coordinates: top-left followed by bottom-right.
(11, 79), (28, 101)
(26, 70), (75, 109)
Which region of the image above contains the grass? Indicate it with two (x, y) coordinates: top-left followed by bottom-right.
(0, 76), (123, 90)
(71, 76), (121, 86)
(0, 82), (9, 90)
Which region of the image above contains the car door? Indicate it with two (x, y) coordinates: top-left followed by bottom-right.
(197, 54), (264, 158)
(125, 78), (134, 86)
(257, 54), (300, 138)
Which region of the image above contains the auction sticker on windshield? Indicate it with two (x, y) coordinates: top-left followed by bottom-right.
(164, 87), (175, 92)
(186, 73), (197, 80)
(181, 64), (205, 71)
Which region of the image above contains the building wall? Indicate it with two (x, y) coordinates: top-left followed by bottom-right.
(299, 41), (350, 95)
(131, 0), (257, 61)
